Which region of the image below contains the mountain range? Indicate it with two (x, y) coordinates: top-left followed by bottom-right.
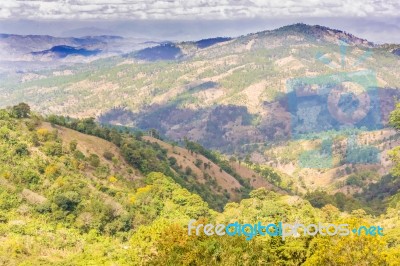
(0, 34), (157, 72)
(1, 23), (399, 196)
(1, 23), (400, 265)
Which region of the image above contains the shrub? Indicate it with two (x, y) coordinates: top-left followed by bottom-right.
(43, 141), (63, 156)
(185, 166), (192, 175)
(53, 191), (81, 212)
(168, 156), (177, 166)
(88, 154), (100, 167)
(15, 143), (29, 156)
(37, 128), (50, 141)
(103, 151), (114, 161)
(69, 140), (78, 152)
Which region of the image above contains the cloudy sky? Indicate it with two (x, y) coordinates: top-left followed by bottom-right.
(0, 0), (399, 43)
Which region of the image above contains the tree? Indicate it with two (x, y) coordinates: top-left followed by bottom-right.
(389, 104), (400, 177)
(305, 218), (389, 265)
(15, 143), (29, 156)
(53, 191), (81, 212)
(110, 129), (123, 146)
(12, 103), (31, 118)
(390, 103), (400, 130)
(103, 151), (114, 161)
(31, 133), (40, 147)
(69, 140), (78, 152)
(185, 166), (192, 176)
(42, 141), (63, 156)
(88, 154), (100, 167)
(148, 128), (161, 139)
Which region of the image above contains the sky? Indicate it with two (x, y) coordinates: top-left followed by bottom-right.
(0, 0), (399, 43)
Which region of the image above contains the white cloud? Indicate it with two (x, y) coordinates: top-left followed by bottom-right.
(0, 0), (399, 20)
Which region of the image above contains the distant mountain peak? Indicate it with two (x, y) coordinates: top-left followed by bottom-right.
(254, 23), (374, 46)
(194, 37), (232, 48)
(31, 45), (101, 58)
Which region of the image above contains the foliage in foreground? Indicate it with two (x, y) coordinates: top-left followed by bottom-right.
(1, 105), (400, 265)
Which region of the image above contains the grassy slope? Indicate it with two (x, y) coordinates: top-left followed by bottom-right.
(41, 121), (141, 180)
(261, 128), (400, 195)
(143, 136), (282, 201)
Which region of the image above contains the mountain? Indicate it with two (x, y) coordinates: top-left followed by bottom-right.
(131, 37), (233, 61)
(44, 112), (285, 211)
(0, 34), (120, 56)
(133, 42), (183, 61)
(379, 43), (400, 56)
(0, 23), (399, 197)
(126, 23), (374, 61)
(31, 45), (102, 58)
(0, 33), (156, 72)
(2, 21), (400, 265)
(3, 23), (398, 116)
(394, 48), (400, 56)
(194, 37), (232, 48)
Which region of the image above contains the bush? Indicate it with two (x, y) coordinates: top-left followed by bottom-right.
(15, 143), (29, 156)
(43, 141), (63, 156)
(168, 156), (177, 166)
(103, 151), (114, 161)
(35, 202), (52, 214)
(0, 212), (8, 223)
(53, 191), (81, 212)
(346, 175), (363, 187)
(185, 166), (192, 175)
(88, 154), (100, 167)
(69, 140), (78, 152)
(37, 128), (50, 141)
(73, 150), (85, 160)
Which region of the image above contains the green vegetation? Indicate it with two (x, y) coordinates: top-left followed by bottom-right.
(0, 24), (400, 264)
(305, 190), (365, 212)
(47, 115), (251, 211)
(184, 138), (251, 191)
(1, 103), (400, 265)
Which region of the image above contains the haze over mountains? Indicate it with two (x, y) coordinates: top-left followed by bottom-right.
(0, 33), (158, 72)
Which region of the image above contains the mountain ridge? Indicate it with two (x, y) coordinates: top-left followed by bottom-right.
(1, 23), (399, 198)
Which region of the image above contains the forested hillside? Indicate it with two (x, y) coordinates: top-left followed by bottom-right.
(44, 112), (284, 211)
(1, 104), (400, 265)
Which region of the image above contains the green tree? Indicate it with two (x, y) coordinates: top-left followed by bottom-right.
(389, 102), (400, 130)
(69, 140), (78, 152)
(103, 151), (114, 161)
(12, 103), (31, 118)
(15, 143), (29, 156)
(88, 154), (100, 167)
